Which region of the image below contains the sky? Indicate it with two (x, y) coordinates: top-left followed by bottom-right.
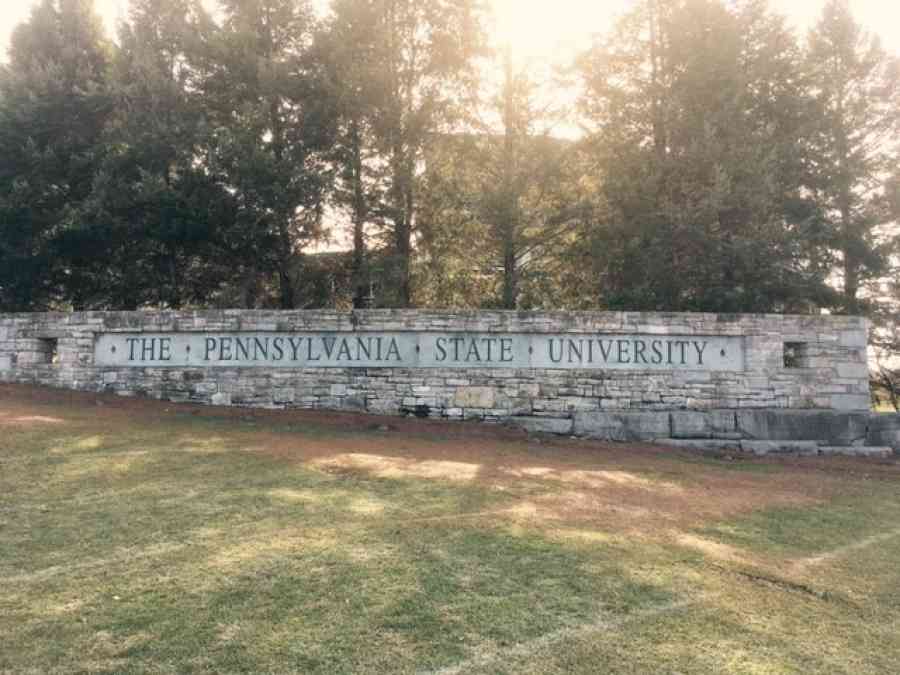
(1, 0), (900, 65)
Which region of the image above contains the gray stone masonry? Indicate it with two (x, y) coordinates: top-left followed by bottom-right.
(868, 415), (900, 450)
(0, 310), (891, 453)
(736, 410), (870, 445)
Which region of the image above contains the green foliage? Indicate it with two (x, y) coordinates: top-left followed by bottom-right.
(576, 0), (836, 313)
(804, 0), (900, 315)
(196, 0), (336, 309)
(313, 0), (391, 307)
(320, 0), (490, 307)
(74, 0), (244, 309)
(0, 0), (112, 310)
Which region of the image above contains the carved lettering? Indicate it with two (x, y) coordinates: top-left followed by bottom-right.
(501, 338), (513, 362)
(159, 337), (172, 361)
(694, 340), (707, 365)
(651, 340), (663, 364)
(357, 337), (372, 361)
(337, 339), (352, 361)
(634, 339), (647, 364)
(466, 339), (482, 362)
(307, 338), (320, 361)
(235, 337), (250, 361)
(253, 337), (269, 361)
(549, 339), (563, 363)
(617, 339), (630, 364)
(141, 338), (155, 361)
(97, 332), (743, 371)
(127, 337), (140, 361)
(598, 340), (614, 362)
(568, 339), (583, 364)
(288, 337), (303, 361)
(219, 337), (232, 361)
(272, 337), (285, 361)
(386, 338), (401, 361)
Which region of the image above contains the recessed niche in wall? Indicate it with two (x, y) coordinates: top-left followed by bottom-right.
(783, 341), (809, 369)
(38, 338), (59, 365)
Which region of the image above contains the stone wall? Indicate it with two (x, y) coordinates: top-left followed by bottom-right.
(0, 310), (871, 423)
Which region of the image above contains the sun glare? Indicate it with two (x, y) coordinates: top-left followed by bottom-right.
(2, 1), (900, 65)
(491, 0), (626, 62)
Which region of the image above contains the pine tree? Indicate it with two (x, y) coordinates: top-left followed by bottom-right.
(76, 0), (241, 309)
(196, 0), (334, 309)
(474, 46), (580, 309)
(413, 43), (583, 311)
(357, 0), (488, 307)
(314, 0), (387, 307)
(804, 0), (900, 315)
(577, 0), (831, 313)
(0, 0), (112, 310)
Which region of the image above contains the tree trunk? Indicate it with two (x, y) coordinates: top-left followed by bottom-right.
(390, 143), (413, 308)
(277, 221), (296, 309)
(841, 204), (860, 315)
(385, 0), (413, 308)
(835, 71), (859, 315)
(500, 44), (519, 310)
(649, 0), (667, 160)
(502, 238), (518, 309)
(349, 117), (368, 308)
(278, 264), (296, 310)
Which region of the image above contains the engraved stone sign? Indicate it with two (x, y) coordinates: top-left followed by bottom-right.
(94, 332), (745, 371)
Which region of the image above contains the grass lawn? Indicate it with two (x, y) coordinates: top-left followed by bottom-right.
(2, 384), (900, 674)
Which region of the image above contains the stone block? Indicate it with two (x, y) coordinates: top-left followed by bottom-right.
(867, 414), (900, 451)
(573, 411), (670, 442)
(736, 410), (869, 445)
(670, 411), (712, 439)
(710, 410), (738, 435)
(839, 330), (867, 348)
(519, 383), (540, 397)
(509, 416), (573, 436)
(273, 388), (295, 404)
(454, 386), (496, 409)
(211, 392), (232, 406)
(837, 363), (867, 379)
(655, 438), (741, 452)
(829, 394), (871, 411)
(818, 446), (893, 458)
(368, 398), (400, 415)
(343, 396), (367, 411)
(194, 382), (218, 395)
(740, 440), (820, 456)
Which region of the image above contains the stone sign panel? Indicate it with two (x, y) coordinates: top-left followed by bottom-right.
(0, 310), (872, 417)
(93, 332), (746, 371)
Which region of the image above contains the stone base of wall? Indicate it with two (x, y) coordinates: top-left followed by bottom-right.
(507, 409), (899, 457)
